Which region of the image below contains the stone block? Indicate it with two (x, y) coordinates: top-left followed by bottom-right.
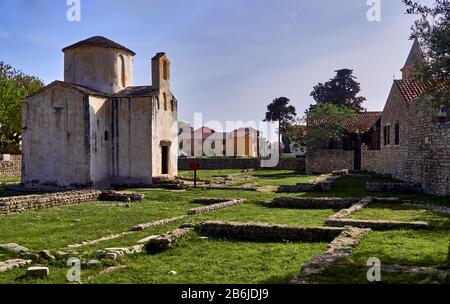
(26, 266), (49, 279)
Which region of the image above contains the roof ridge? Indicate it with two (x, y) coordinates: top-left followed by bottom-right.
(62, 36), (136, 56)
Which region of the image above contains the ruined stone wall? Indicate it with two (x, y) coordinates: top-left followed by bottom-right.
(0, 156), (21, 177)
(0, 190), (102, 214)
(306, 150), (354, 174)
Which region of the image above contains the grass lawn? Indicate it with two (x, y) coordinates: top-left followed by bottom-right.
(0, 176), (20, 185)
(0, 169), (449, 284)
(88, 233), (328, 284)
(178, 169), (315, 187)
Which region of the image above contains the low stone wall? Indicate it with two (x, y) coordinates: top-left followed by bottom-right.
(324, 218), (429, 230)
(366, 182), (423, 193)
(0, 190), (102, 215)
(306, 150), (354, 174)
(131, 215), (188, 231)
(144, 228), (192, 254)
(0, 155), (21, 177)
(277, 174), (341, 193)
(0, 190), (144, 215)
(265, 197), (360, 209)
(96, 245), (145, 260)
(292, 227), (371, 284)
(99, 191), (144, 202)
(187, 199), (245, 215)
(195, 220), (343, 242)
(327, 198), (372, 219)
(178, 157), (305, 171)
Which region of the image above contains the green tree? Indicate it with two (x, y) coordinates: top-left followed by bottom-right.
(264, 97), (297, 157)
(291, 103), (356, 151)
(0, 62), (44, 153)
(403, 0), (450, 107)
(310, 69), (366, 112)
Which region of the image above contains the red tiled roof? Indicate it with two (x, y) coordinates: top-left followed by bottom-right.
(342, 112), (381, 134)
(308, 112), (381, 134)
(394, 80), (432, 102)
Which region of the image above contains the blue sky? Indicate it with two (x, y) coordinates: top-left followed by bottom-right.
(0, 0), (418, 130)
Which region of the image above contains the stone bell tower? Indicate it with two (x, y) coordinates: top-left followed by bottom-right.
(401, 39), (425, 81)
(152, 52), (171, 91)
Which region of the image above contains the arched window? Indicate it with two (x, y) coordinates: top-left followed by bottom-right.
(163, 93), (167, 111)
(171, 99), (175, 112)
(156, 97), (160, 110)
(119, 54), (126, 87)
(163, 60), (168, 80)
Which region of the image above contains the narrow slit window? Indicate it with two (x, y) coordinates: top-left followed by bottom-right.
(395, 123), (400, 145)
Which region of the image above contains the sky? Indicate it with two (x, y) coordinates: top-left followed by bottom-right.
(0, 0), (421, 134)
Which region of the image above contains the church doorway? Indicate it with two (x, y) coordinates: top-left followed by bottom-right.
(161, 145), (169, 175)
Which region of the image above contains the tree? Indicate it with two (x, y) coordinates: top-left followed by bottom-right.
(403, 0), (450, 107)
(263, 97), (297, 157)
(310, 69), (366, 112)
(0, 62), (44, 154)
(287, 103), (356, 151)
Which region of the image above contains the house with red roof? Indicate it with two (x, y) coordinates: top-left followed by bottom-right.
(307, 39), (450, 196)
(179, 126), (261, 158)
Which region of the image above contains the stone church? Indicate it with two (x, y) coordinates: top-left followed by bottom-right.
(21, 36), (178, 189)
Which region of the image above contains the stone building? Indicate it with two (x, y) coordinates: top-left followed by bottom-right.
(306, 39), (450, 196)
(179, 126), (261, 158)
(374, 40), (450, 196)
(306, 112), (381, 173)
(21, 36), (178, 189)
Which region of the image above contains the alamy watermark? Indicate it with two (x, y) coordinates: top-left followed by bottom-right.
(66, 0), (81, 22)
(367, 0), (381, 22)
(366, 257), (382, 282)
(67, 257), (81, 282)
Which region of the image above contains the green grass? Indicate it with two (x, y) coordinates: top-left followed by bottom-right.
(0, 170), (449, 284)
(88, 232), (327, 284)
(349, 203), (450, 226)
(178, 169), (315, 187)
(308, 261), (450, 284)
(189, 203), (335, 227)
(0, 176), (20, 185)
